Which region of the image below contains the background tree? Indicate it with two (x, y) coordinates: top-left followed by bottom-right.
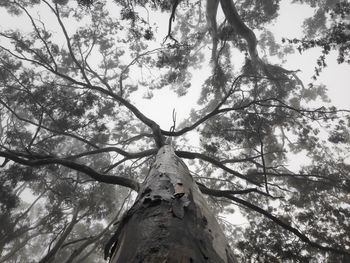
(285, 1), (350, 79)
(0, 0), (349, 262)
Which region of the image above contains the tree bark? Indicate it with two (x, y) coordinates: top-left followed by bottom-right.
(106, 145), (236, 263)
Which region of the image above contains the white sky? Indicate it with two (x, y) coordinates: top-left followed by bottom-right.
(0, 1), (348, 129)
(131, 1), (350, 130)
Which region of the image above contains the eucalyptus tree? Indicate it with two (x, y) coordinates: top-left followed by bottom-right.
(0, 0), (349, 262)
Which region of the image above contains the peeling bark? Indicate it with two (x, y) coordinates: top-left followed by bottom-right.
(106, 145), (236, 263)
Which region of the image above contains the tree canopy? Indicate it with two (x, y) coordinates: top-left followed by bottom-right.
(0, 0), (349, 262)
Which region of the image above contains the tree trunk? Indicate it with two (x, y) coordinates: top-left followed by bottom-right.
(106, 145), (236, 263)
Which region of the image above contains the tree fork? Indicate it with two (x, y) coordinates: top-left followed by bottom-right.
(105, 145), (236, 263)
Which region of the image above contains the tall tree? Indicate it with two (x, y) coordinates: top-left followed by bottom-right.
(0, 0), (349, 262)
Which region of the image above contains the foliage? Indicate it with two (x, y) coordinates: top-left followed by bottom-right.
(285, 1), (350, 79)
(0, 0), (349, 262)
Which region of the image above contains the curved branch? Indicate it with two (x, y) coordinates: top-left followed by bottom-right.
(198, 183), (350, 257)
(215, 0), (298, 82)
(86, 85), (165, 147)
(164, 95), (349, 137)
(219, 0), (259, 62)
(67, 147), (157, 160)
(69, 148), (157, 173)
(196, 182), (276, 198)
(164, 0), (180, 42)
(206, 0), (219, 62)
(22, 1), (166, 148)
(0, 151), (140, 191)
(176, 150), (260, 186)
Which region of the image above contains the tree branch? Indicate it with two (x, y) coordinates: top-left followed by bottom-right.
(39, 207), (80, 263)
(43, 0), (91, 86)
(67, 147), (156, 160)
(198, 183), (350, 257)
(162, 75), (245, 136)
(219, 0), (259, 62)
(196, 182), (276, 198)
(14, 1), (58, 70)
(0, 97), (98, 148)
(164, 0), (180, 42)
(0, 151), (140, 191)
(176, 150), (261, 186)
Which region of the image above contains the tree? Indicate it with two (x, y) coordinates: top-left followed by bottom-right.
(0, 0), (349, 262)
(284, 1), (350, 80)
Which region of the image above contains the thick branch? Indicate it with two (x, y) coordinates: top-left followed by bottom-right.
(206, 0), (219, 62)
(87, 85), (165, 147)
(165, 0), (180, 42)
(198, 183), (350, 257)
(219, 0), (259, 62)
(177, 96), (350, 136)
(176, 150), (260, 186)
(67, 147), (156, 160)
(196, 182), (274, 198)
(0, 151), (139, 191)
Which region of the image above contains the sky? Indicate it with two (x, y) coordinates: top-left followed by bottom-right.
(128, 1), (350, 131)
(0, 1), (348, 130)
(272, 2), (349, 109)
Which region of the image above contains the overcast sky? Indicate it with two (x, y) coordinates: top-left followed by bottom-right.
(0, 1), (348, 131)
(130, 1), (350, 129)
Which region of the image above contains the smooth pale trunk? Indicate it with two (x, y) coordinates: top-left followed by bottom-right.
(108, 145), (236, 263)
